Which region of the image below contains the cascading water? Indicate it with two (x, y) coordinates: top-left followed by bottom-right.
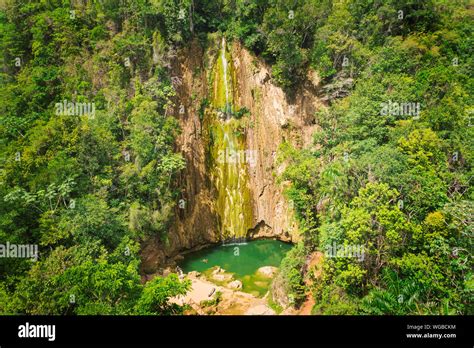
(206, 37), (253, 243)
(221, 37), (231, 117)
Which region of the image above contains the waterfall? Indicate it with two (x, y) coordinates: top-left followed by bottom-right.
(221, 37), (231, 117)
(208, 37), (253, 242)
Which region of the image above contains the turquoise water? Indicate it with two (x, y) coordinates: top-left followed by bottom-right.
(178, 239), (292, 296)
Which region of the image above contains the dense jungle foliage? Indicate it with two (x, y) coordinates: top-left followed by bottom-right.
(0, 0), (472, 314)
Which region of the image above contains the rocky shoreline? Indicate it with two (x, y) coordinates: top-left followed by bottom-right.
(170, 266), (295, 315)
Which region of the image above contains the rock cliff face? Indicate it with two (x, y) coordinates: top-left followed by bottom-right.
(141, 38), (321, 274)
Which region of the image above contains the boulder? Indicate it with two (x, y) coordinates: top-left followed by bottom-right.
(227, 280), (243, 290)
(212, 266), (224, 275)
(257, 266), (278, 278)
(187, 271), (201, 279)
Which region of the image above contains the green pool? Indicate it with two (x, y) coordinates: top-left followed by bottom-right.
(178, 239), (292, 297)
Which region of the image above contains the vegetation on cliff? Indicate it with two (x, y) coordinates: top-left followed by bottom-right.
(0, 0), (189, 314)
(0, 0), (472, 315)
(274, 1), (473, 314)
